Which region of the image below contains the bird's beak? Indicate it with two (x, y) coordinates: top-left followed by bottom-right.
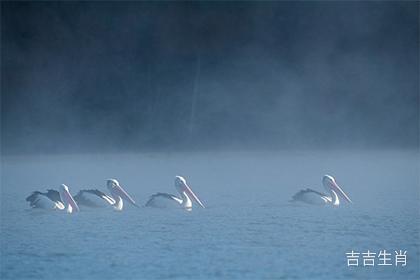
(60, 188), (80, 213)
(114, 184), (139, 208)
(330, 180), (352, 203)
(183, 183), (205, 208)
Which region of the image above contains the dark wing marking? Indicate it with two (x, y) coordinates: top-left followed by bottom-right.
(82, 189), (108, 197)
(26, 191), (43, 203)
(26, 191), (46, 207)
(46, 189), (62, 203)
(26, 190), (61, 208)
(292, 188), (327, 201)
(145, 192), (178, 207)
(74, 189), (114, 207)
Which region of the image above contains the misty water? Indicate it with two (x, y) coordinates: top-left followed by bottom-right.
(1, 150), (419, 279)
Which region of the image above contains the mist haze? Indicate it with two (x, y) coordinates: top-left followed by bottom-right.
(1, 2), (420, 280)
(2, 1), (418, 154)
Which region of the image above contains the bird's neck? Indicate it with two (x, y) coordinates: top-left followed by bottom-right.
(181, 192), (192, 209)
(113, 196), (123, 211)
(330, 189), (340, 206)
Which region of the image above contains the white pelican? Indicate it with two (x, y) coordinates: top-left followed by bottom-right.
(73, 179), (138, 210)
(292, 175), (352, 206)
(145, 176), (205, 210)
(26, 184), (80, 213)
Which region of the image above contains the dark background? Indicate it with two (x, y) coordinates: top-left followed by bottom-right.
(1, 1), (419, 154)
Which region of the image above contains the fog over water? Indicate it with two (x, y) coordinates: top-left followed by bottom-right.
(1, 151), (419, 279)
(1, 1), (418, 153)
(1, 2), (419, 280)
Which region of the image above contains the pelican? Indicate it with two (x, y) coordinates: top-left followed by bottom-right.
(145, 176), (205, 210)
(292, 175), (352, 206)
(26, 184), (80, 213)
(73, 179), (138, 210)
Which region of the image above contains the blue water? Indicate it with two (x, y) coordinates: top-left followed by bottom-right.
(1, 150), (419, 279)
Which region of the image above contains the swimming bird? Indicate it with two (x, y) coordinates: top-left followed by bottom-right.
(291, 175), (352, 206)
(145, 176), (205, 210)
(26, 184), (80, 213)
(73, 179), (138, 210)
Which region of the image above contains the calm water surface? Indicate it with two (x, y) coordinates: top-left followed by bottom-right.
(1, 150), (419, 279)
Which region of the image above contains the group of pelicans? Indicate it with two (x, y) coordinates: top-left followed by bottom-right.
(26, 174), (352, 214)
